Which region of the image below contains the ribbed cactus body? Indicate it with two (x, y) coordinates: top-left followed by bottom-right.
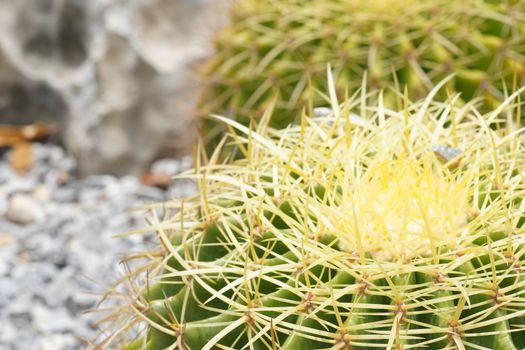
(201, 0), (525, 143)
(104, 83), (525, 350)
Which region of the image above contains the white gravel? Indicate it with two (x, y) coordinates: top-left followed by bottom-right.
(0, 143), (194, 350)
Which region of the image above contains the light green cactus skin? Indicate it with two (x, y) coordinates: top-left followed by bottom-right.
(106, 85), (525, 350)
(200, 0), (525, 144)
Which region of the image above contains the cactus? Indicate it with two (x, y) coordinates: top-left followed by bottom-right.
(201, 0), (525, 143)
(99, 78), (525, 349)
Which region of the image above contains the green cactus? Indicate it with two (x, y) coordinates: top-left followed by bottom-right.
(200, 0), (525, 144)
(100, 78), (525, 349)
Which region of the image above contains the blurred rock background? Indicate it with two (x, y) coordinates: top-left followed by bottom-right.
(0, 0), (231, 176)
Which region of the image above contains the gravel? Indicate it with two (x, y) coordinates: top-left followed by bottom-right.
(0, 143), (194, 350)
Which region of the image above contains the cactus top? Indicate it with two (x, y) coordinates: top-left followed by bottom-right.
(335, 153), (470, 262)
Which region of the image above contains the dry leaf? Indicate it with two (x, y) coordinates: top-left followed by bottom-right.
(140, 171), (172, 189)
(9, 142), (33, 174)
(0, 122), (57, 147)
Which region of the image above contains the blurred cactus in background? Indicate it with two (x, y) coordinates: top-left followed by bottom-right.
(200, 0), (525, 145)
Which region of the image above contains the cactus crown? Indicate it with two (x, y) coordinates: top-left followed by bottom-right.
(100, 78), (525, 349)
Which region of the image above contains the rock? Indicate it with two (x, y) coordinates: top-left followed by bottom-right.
(0, 172), (36, 193)
(0, 252), (9, 277)
(0, 0), (231, 176)
(5, 193), (45, 224)
(41, 267), (76, 308)
(32, 305), (78, 333)
(0, 322), (11, 340)
(52, 186), (77, 202)
(32, 185), (51, 202)
(9, 309), (32, 328)
(151, 157), (185, 176)
(65, 292), (95, 316)
(25, 234), (62, 262)
(135, 185), (164, 201)
(36, 334), (77, 350)
(168, 178), (197, 199)
(0, 190), (7, 216)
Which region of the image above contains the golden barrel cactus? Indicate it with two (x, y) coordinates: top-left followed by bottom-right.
(99, 78), (525, 349)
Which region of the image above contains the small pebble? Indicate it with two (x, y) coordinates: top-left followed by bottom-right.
(0, 191), (7, 216)
(5, 193), (45, 225)
(37, 335), (77, 350)
(33, 185), (52, 202)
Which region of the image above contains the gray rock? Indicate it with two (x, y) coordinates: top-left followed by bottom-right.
(77, 186), (104, 204)
(36, 334), (77, 350)
(52, 186), (78, 202)
(32, 185), (52, 202)
(1, 174), (36, 194)
(32, 305), (78, 333)
(168, 178), (197, 199)
(5, 193), (45, 224)
(66, 292), (95, 315)
(151, 158), (183, 176)
(9, 309), (32, 328)
(0, 0), (231, 176)
(135, 185), (164, 201)
(0, 259), (8, 278)
(24, 234), (62, 261)
(0, 190), (7, 216)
